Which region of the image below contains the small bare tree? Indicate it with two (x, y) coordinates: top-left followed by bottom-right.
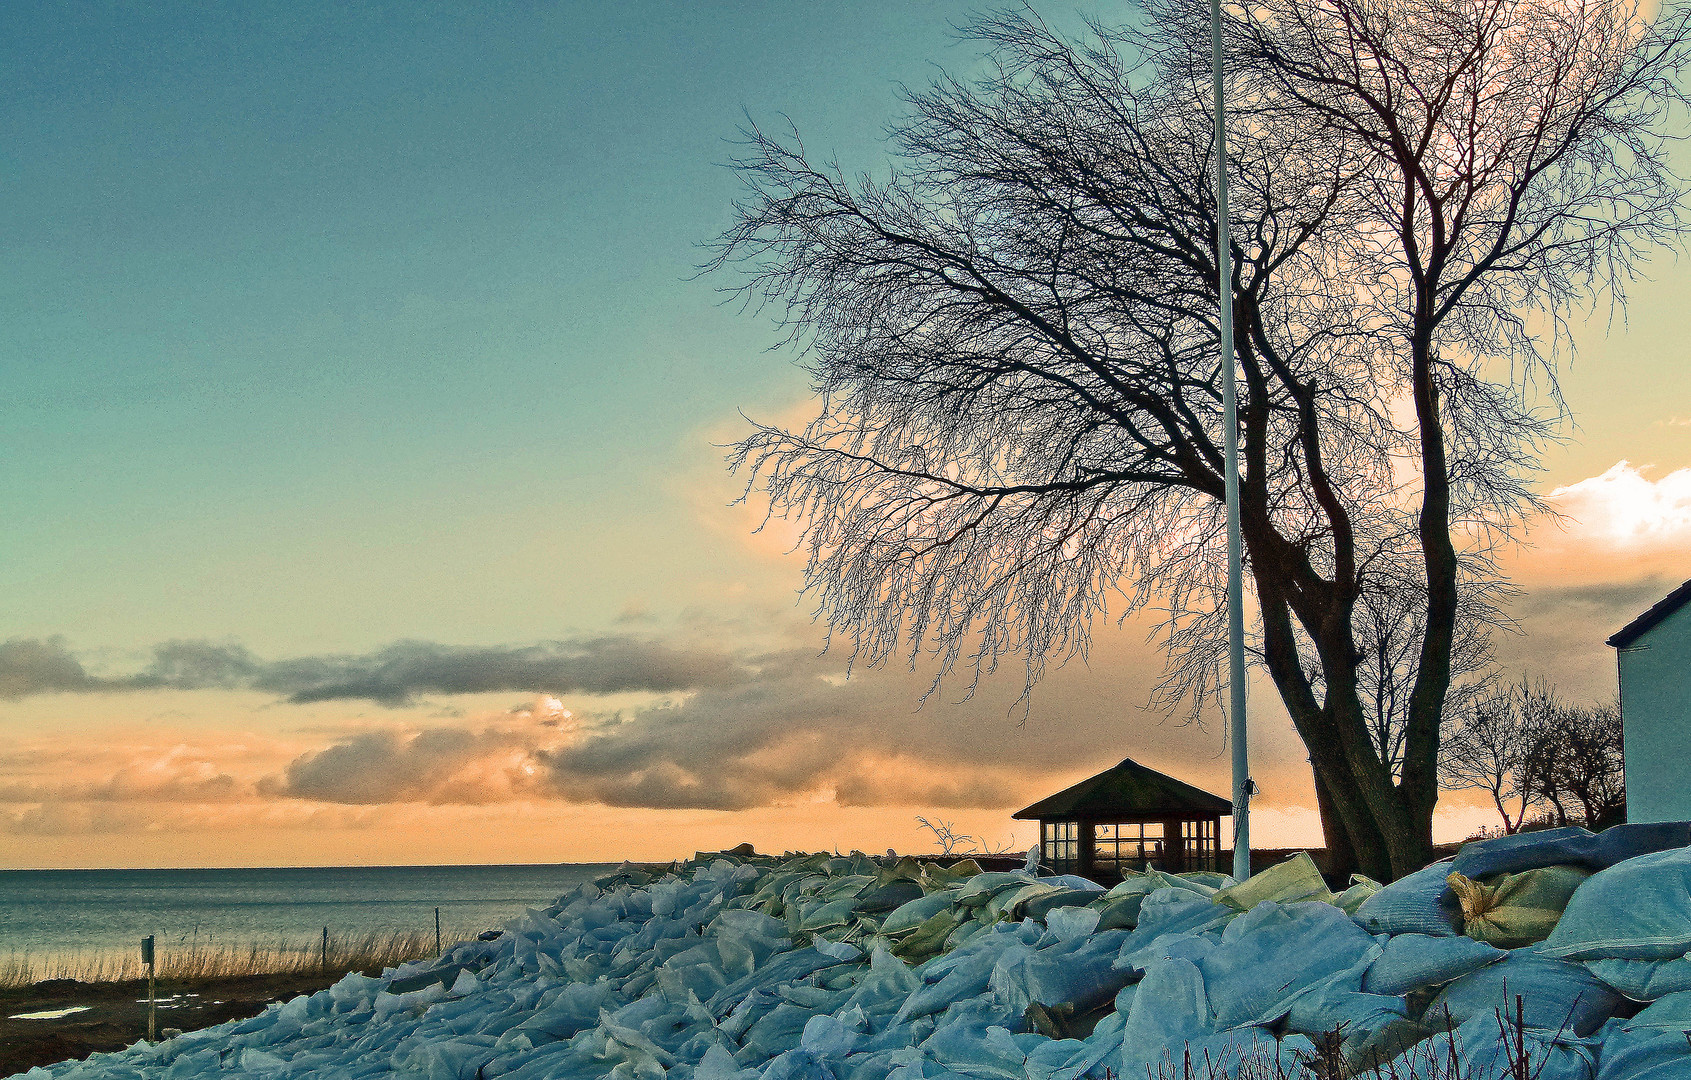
(1441, 678), (1626, 833)
(914, 816), (978, 857)
(1521, 698), (1626, 830)
(1441, 677), (1555, 833)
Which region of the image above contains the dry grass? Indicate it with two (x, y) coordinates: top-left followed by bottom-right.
(0, 928), (450, 990)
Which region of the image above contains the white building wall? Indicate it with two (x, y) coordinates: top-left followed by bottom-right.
(1618, 601), (1691, 823)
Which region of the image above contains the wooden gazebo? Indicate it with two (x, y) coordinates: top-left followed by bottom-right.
(1013, 757), (1232, 882)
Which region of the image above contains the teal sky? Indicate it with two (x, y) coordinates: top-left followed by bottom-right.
(1, 1), (1015, 656)
(1, 2), (1687, 866)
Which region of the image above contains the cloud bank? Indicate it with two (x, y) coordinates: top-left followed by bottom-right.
(0, 636), (750, 705)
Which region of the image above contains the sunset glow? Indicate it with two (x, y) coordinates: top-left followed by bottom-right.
(2, 2), (1687, 871)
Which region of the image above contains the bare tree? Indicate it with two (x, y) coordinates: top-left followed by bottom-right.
(1440, 676), (1555, 833)
(1443, 678), (1626, 833)
(1521, 697), (1627, 830)
(714, 2), (1689, 879)
(914, 816), (979, 857)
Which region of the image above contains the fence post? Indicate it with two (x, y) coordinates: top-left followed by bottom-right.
(141, 935), (156, 1042)
(435, 908), (442, 956)
(321, 926), (328, 971)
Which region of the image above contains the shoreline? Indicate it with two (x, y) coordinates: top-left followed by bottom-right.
(1, 969), (363, 1077)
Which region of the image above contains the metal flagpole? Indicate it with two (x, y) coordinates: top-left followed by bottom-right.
(1211, 0), (1252, 882)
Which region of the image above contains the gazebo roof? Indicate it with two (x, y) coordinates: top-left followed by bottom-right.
(1012, 756), (1232, 820)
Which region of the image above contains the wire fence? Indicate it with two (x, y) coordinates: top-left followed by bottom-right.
(0, 927), (454, 989)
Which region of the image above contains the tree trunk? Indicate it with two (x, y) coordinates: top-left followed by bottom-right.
(1313, 768), (1357, 879)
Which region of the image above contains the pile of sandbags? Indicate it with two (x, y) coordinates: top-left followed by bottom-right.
(13, 823), (1691, 1080)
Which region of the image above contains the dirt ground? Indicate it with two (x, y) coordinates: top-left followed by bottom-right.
(0, 971), (355, 1077)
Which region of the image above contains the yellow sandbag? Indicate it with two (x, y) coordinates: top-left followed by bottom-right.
(1446, 864), (1591, 949)
(1213, 851), (1334, 910)
(891, 907), (964, 960)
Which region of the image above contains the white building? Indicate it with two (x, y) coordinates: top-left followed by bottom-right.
(1608, 579), (1691, 824)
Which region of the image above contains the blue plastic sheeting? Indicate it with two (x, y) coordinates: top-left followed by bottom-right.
(1354, 861), (1464, 937)
(1543, 847), (1691, 962)
(1428, 949), (1622, 1037)
(1363, 932), (1507, 996)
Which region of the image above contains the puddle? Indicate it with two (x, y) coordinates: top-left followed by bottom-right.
(9, 1005), (93, 1020)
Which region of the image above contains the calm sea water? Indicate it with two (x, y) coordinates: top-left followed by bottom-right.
(0, 864), (618, 958)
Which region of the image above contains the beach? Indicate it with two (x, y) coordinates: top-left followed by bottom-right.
(0, 863), (616, 1075)
(2, 971), (350, 1076)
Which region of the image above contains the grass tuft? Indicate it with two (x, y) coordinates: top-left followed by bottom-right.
(0, 928), (449, 989)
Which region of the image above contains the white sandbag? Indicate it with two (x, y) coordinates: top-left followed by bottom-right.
(920, 1023), (1042, 1080)
(511, 980), (626, 1041)
(1363, 932), (1506, 996)
(1118, 957), (1214, 1066)
(1025, 873), (1097, 893)
(1018, 888), (1102, 923)
(1442, 1014), (1600, 1080)
(1124, 1026), (1287, 1079)
(895, 947), (1003, 1024)
(694, 1042), (762, 1080)
(1043, 905), (1101, 943)
(1199, 901), (1382, 1028)
(759, 1048), (846, 1080)
(928, 993), (1023, 1037)
(1542, 847), (1691, 962)
(1018, 933), (1134, 1015)
(1592, 991), (1691, 1080)
(1427, 949), (1621, 1037)
(799, 1013), (864, 1056)
(1586, 955), (1691, 1001)
(1614, 989), (1691, 1030)
(1022, 1037), (1093, 1080)
(1120, 931), (1221, 978)
(1112, 888), (1236, 972)
(1353, 861), (1463, 937)
(955, 871), (1040, 905)
(845, 944), (923, 1014)
(1595, 1027), (1691, 1080)
(1452, 822), (1691, 880)
(1280, 980), (1407, 1045)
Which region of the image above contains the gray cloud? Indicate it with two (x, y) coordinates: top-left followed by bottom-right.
(0, 637), (107, 698)
(261, 727), (534, 804)
(252, 619), (1310, 814)
(530, 642), (1203, 812)
(1494, 575), (1674, 701)
(0, 635), (750, 706)
(7, 624), (1305, 817)
(1509, 577), (1671, 624)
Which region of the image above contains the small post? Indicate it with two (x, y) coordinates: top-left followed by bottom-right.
(321, 926), (329, 971)
(141, 935), (156, 1042)
(435, 908), (442, 956)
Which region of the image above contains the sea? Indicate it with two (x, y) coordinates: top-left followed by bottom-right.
(0, 864), (619, 960)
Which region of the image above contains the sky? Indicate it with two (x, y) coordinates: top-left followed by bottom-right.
(2, 2), (1688, 869)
